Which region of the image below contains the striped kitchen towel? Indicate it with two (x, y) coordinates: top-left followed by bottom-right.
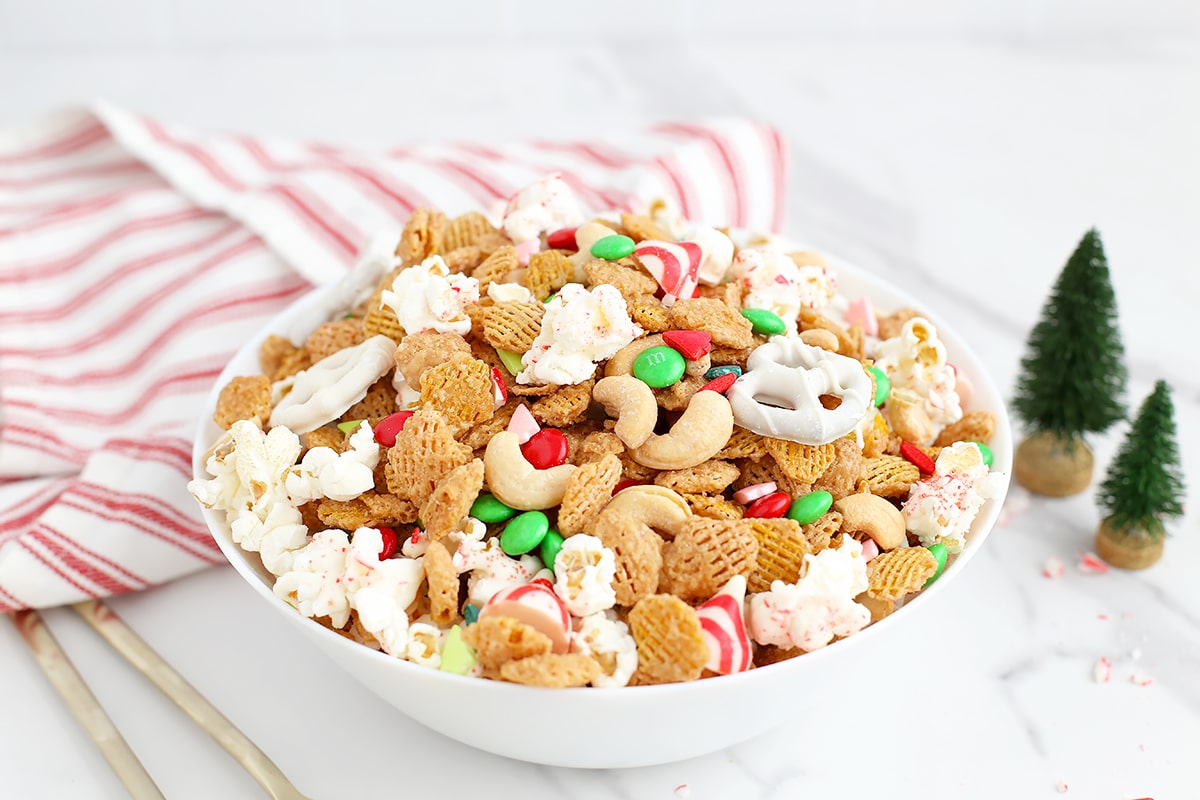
(0, 103), (787, 611)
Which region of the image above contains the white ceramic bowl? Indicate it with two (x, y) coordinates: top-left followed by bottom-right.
(192, 250), (1012, 769)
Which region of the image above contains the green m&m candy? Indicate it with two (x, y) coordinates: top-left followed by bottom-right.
(866, 365), (890, 407)
(470, 492), (516, 524)
(786, 490), (834, 525)
(590, 234), (636, 261)
(740, 307), (787, 336)
(924, 544), (949, 588)
(632, 345), (687, 388)
(500, 510), (550, 555)
(496, 348), (525, 377)
(539, 529), (565, 572)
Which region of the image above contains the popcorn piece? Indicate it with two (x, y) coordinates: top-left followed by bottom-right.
(501, 173), (585, 245)
(451, 524), (542, 607)
(380, 255), (480, 336)
(902, 441), (1004, 553)
(747, 536), (871, 652)
(342, 527), (425, 655)
(874, 317), (962, 431)
(284, 421), (380, 504)
(571, 611), (638, 688)
(274, 529), (353, 627)
(518, 283), (642, 386)
(405, 619), (447, 668)
(733, 248), (836, 333)
(552, 534), (617, 617)
(486, 281), (534, 304)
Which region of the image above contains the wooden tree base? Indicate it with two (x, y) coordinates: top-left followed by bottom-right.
(1013, 431), (1093, 497)
(1095, 518), (1163, 570)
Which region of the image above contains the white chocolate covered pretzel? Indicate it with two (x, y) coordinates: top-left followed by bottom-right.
(269, 335), (396, 434)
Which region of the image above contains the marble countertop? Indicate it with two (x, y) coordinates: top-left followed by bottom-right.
(2, 40), (1197, 799)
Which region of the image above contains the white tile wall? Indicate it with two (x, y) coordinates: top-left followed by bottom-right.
(1, 0), (1196, 51)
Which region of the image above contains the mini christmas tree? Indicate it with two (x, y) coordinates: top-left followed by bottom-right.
(1095, 380), (1185, 568)
(1012, 229), (1127, 496)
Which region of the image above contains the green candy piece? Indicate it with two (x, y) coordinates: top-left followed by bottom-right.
(705, 365), (742, 380)
(496, 348), (525, 377)
(924, 544), (949, 588)
(971, 441), (994, 468)
(631, 345), (687, 389)
(540, 529), (565, 572)
(740, 307), (787, 335)
(336, 419), (365, 434)
(866, 365), (890, 407)
(786, 490), (834, 525)
(500, 510), (550, 555)
(463, 604), (480, 625)
(439, 625), (477, 675)
(590, 234), (636, 261)
(470, 492), (516, 524)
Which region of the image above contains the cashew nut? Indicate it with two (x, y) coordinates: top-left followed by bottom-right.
(799, 328), (839, 352)
(630, 390), (734, 470)
(593, 375), (658, 448)
(884, 387), (934, 445)
(834, 492), (907, 550)
(483, 430), (578, 510)
(601, 485), (692, 539)
(604, 334), (666, 378)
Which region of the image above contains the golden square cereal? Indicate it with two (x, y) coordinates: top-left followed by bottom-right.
(733, 458), (810, 499)
(668, 298), (755, 350)
(576, 431), (626, 465)
(557, 454), (622, 537)
(862, 409), (892, 459)
(396, 207), (447, 265)
(463, 616), (553, 676)
(296, 501), (324, 532)
(856, 593), (896, 622)
(800, 510), (843, 553)
(460, 400), (522, 451)
(302, 318), (367, 363)
(654, 460), (740, 494)
(764, 438), (836, 485)
(213, 375), (271, 429)
(619, 212), (669, 243)
(363, 291), (406, 342)
(531, 379), (594, 429)
(419, 355), (496, 434)
(591, 508), (663, 607)
(628, 594), (708, 685)
(423, 539), (461, 626)
(583, 258), (658, 302)
(655, 374), (705, 412)
(393, 331), (472, 388)
(385, 408), (473, 507)
(419, 458), (485, 542)
(811, 436), (865, 500)
(475, 301), (545, 354)
(717, 427), (770, 461)
(746, 518), (810, 594)
(444, 211), (497, 252)
(260, 334), (309, 382)
(509, 381), (561, 397)
(316, 491), (419, 530)
(708, 345), (755, 369)
(470, 245), (518, 294)
(439, 244), (484, 274)
(342, 377), (397, 423)
(628, 295), (673, 332)
(697, 280), (744, 309)
(525, 249), (575, 301)
(660, 517), (759, 602)
(303, 426), (346, 454)
(499, 653), (601, 688)
(866, 546), (939, 600)
(861, 455), (920, 498)
(876, 307), (924, 341)
(560, 419), (602, 465)
(934, 409), (996, 447)
(681, 493), (744, 521)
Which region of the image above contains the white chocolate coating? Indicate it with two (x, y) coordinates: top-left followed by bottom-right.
(269, 335), (396, 433)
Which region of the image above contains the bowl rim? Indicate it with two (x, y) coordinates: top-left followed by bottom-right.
(191, 241), (1013, 697)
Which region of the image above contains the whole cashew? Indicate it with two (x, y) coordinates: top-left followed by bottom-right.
(484, 431), (578, 510)
(601, 485), (692, 539)
(604, 334), (666, 378)
(630, 390), (734, 470)
(593, 375), (658, 449)
(799, 328), (839, 352)
(885, 387), (934, 446)
(834, 492), (907, 550)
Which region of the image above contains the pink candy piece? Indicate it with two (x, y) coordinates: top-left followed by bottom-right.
(949, 363), (974, 407)
(634, 239), (703, 304)
(1078, 553), (1110, 574)
(1042, 556), (1066, 579)
(491, 366), (508, 410)
(860, 538), (880, 562)
(844, 296), (878, 337)
(506, 403), (540, 444)
(695, 575), (752, 675)
(515, 238), (540, 266)
(480, 581), (571, 655)
(732, 482), (777, 505)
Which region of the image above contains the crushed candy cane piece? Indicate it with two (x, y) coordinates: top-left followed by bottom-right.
(1078, 553), (1110, 574)
(1042, 556), (1066, 579)
(1093, 656), (1111, 683)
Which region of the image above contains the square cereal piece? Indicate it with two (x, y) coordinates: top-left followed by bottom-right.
(303, 426), (346, 454)
(470, 245), (519, 295)
(875, 307), (924, 341)
(419, 355), (496, 435)
(303, 318), (367, 362)
(697, 281), (743, 310)
(811, 436), (864, 500)
(531, 378), (593, 428)
(733, 458), (810, 499)
(933, 410), (996, 447)
(213, 375), (271, 430)
(800, 510), (842, 553)
(394, 331), (472, 388)
(474, 301), (545, 354)
(385, 409), (473, 507)
(500, 653), (601, 688)
(717, 427), (769, 461)
(524, 249), (574, 301)
(557, 454), (622, 537)
(628, 594), (708, 685)
(746, 518), (810, 594)
(628, 295), (672, 332)
(423, 539), (461, 626)
(619, 212), (670, 243)
(861, 455), (920, 498)
(655, 374), (705, 412)
(444, 211), (498, 252)
(681, 493), (744, 521)
(654, 460), (740, 494)
(660, 517), (758, 602)
(317, 491), (420, 530)
(463, 615), (552, 676)
(575, 431), (625, 465)
(590, 507), (663, 607)
(668, 298), (754, 350)
(396, 207), (447, 265)
(765, 439), (836, 485)
(866, 547), (939, 601)
(363, 290), (406, 342)
(419, 459), (485, 542)
(260, 335), (311, 382)
(583, 258), (658, 302)
(342, 377), (397, 423)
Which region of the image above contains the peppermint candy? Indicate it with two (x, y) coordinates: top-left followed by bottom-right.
(633, 239), (703, 304)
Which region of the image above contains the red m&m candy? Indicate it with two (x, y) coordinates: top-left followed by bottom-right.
(521, 428), (569, 469)
(745, 491), (791, 519)
(374, 410), (414, 447)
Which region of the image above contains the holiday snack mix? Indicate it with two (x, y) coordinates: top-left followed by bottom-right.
(190, 174), (1006, 687)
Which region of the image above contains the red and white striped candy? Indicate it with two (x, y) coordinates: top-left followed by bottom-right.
(695, 575), (752, 675)
(480, 581), (571, 654)
(634, 239), (703, 304)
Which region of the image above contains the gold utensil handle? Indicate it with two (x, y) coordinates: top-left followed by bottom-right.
(72, 600), (310, 800)
(12, 609), (167, 800)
